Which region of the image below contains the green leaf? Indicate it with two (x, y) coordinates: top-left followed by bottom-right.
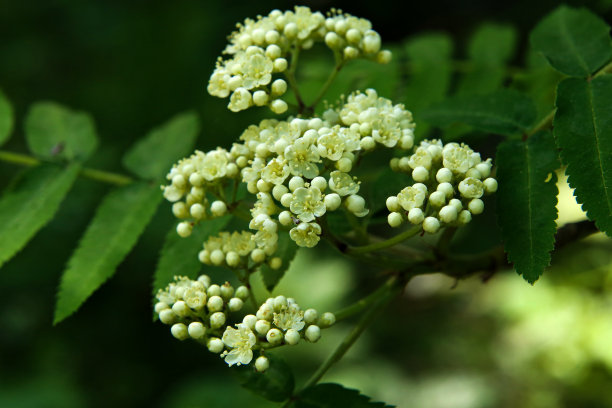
(530, 5), (612, 77)
(123, 111), (199, 180)
(291, 383), (395, 408)
(456, 24), (517, 95)
(153, 216), (231, 294)
(25, 102), (98, 161)
(496, 132), (559, 283)
(0, 163), (80, 269)
(403, 33), (453, 139)
(234, 353), (294, 402)
(421, 90), (537, 137)
(54, 183), (162, 324)
(0, 89), (14, 146)
(554, 76), (612, 236)
(260, 230), (299, 292)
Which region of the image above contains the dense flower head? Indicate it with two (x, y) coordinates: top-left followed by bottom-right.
(207, 6), (392, 113)
(386, 139), (497, 233)
(164, 89), (416, 250)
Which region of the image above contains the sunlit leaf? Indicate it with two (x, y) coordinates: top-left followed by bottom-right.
(554, 76), (612, 236)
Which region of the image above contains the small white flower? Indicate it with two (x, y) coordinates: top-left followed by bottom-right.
(221, 324), (257, 366)
(273, 304), (305, 331)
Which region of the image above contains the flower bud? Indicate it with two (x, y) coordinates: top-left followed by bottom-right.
(311, 176), (327, 191)
(273, 295), (287, 311)
(210, 249), (225, 266)
(318, 312), (336, 328)
(324, 193), (342, 211)
(172, 300), (190, 317)
(207, 337), (224, 353)
(388, 212), (403, 227)
(468, 198), (484, 215)
(271, 79), (287, 96)
(154, 302), (169, 313)
(255, 319), (271, 335)
(207, 295), (224, 312)
(266, 328), (283, 345)
(242, 314), (257, 330)
(408, 208), (424, 224)
(251, 248), (266, 263)
(177, 221), (193, 238)
(190, 203), (205, 219)
(438, 205), (458, 223)
(253, 90), (269, 106)
(188, 322), (206, 339)
(270, 99), (288, 114)
(288, 176), (305, 191)
(211, 200), (227, 217)
(159, 309), (176, 325)
(269, 257), (282, 270)
(228, 297), (244, 312)
(207, 284), (221, 297)
(171, 323), (189, 340)
(304, 308), (318, 324)
(285, 329), (300, 345)
(386, 196), (400, 212)
(278, 210), (293, 226)
(255, 355), (270, 372)
(235, 286), (249, 300)
(210, 312), (226, 329)
(272, 184), (289, 201)
(484, 178), (498, 194)
(305, 325), (321, 342)
(412, 166), (429, 182)
(423, 217), (441, 233)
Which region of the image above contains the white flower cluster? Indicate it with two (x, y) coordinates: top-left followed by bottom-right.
(198, 230), (282, 269)
(234, 89), (414, 249)
(162, 148), (238, 237)
(387, 140), (498, 233)
(155, 275), (249, 347)
(220, 296), (335, 370)
(207, 6), (391, 113)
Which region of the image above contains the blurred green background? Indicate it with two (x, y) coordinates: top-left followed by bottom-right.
(1, 1), (612, 407)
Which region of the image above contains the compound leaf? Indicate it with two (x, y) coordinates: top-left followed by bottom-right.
(530, 5), (612, 77)
(421, 89), (536, 137)
(153, 216), (231, 294)
(554, 76), (612, 236)
(25, 102), (98, 161)
(261, 230), (299, 292)
(496, 131), (559, 283)
(0, 163), (80, 269)
(0, 89), (14, 146)
(123, 111), (199, 180)
(54, 182), (161, 324)
(291, 383), (395, 408)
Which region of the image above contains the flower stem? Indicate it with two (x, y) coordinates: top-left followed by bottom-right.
(308, 59), (344, 111)
(298, 279), (401, 392)
(0, 150), (134, 186)
(334, 275), (398, 322)
(346, 225), (422, 255)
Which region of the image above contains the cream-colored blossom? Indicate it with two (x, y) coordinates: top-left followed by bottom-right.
(328, 171), (359, 196)
(221, 324), (257, 366)
(273, 304), (305, 331)
(289, 222), (321, 247)
(290, 186), (326, 222)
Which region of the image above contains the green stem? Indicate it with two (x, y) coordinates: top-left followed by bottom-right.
(0, 149), (134, 186)
(308, 60), (344, 111)
(346, 225), (422, 255)
(334, 275), (398, 321)
(298, 280), (401, 393)
(285, 47), (305, 112)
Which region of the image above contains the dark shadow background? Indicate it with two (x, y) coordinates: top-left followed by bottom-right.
(1, 1), (611, 407)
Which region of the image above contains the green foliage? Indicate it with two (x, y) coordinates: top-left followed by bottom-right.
(421, 89), (537, 137)
(0, 89), (14, 146)
(530, 5), (612, 77)
(554, 76), (612, 236)
(122, 111), (200, 180)
(456, 24), (517, 95)
(291, 383), (395, 408)
(234, 353), (294, 402)
(25, 102), (98, 161)
(261, 230), (299, 292)
(0, 163), (80, 269)
(54, 183), (161, 324)
(496, 132), (559, 283)
(403, 33), (453, 139)
(154, 216), (231, 293)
